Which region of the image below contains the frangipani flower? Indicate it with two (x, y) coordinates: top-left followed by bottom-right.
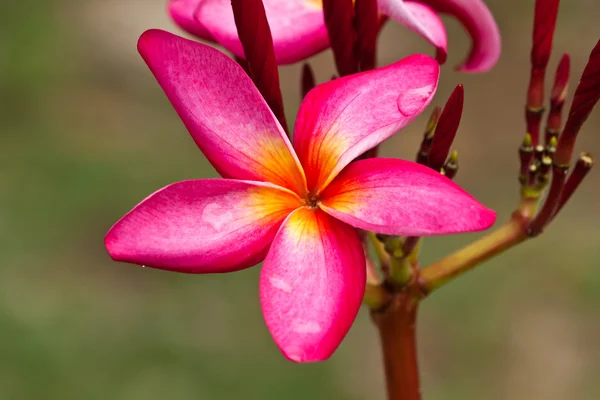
(105, 29), (496, 362)
(168, 0), (501, 72)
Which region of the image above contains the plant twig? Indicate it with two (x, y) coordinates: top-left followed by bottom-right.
(419, 212), (529, 293)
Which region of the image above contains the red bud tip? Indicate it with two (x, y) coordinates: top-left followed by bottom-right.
(552, 153), (594, 219)
(323, 0), (358, 76)
(551, 53), (570, 104)
(555, 40), (600, 165)
(231, 0), (288, 133)
(546, 53), (571, 138)
(428, 85), (464, 172)
(531, 0), (561, 70)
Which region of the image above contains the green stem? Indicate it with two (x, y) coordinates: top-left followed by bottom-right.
(419, 213), (529, 293)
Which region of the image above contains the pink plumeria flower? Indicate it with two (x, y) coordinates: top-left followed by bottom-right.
(105, 29), (496, 362)
(168, 0), (501, 72)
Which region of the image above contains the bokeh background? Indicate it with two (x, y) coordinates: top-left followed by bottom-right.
(1, 0), (599, 398)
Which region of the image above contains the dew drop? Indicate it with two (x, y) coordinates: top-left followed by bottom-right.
(397, 86), (433, 116)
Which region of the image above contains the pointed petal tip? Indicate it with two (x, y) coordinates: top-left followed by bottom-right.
(104, 227), (121, 262)
(137, 29), (164, 56)
(477, 206), (497, 231)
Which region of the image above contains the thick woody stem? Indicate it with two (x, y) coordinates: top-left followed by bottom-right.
(372, 293), (421, 400)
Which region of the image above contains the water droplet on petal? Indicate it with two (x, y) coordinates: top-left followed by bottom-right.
(397, 86), (433, 116)
(284, 346), (306, 363)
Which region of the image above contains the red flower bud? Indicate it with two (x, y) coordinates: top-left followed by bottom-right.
(232, 0), (288, 133)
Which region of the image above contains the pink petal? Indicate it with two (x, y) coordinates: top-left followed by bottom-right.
(320, 158), (496, 236)
(138, 29), (307, 195)
(418, 0), (501, 72)
(260, 207), (365, 362)
(379, 0), (448, 63)
(105, 179), (302, 273)
(168, 0), (215, 41)
(196, 0), (329, 65)
(294, 54), (439, 192)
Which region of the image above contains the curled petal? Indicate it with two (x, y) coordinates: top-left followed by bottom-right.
(196, 0), (329, 65)
(168, 0), (215, 41)
(320, 158), (496, 236)
(418, 0), (501, 72)
(105, 179), (302, 273)
(378, 0), (448, 63)
(294, 54), (439, 192)
(260, 208), (365, 362)
(138, 29), (306, 194)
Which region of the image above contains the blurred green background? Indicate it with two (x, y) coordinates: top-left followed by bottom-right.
(1, 0), (599, 399)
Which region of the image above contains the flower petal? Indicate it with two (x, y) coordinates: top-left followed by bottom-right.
(196, 0), (329, 65)
(138, 29), (306, 194)
(320, 158), (496, 236)
(105, 179), (302, 273)
(418, 0), (501, 72)
(168, 0), (215, 41)
(378, 0), (448, 63)
(260, 207), (365, 362)
(294, 54), (439, 192)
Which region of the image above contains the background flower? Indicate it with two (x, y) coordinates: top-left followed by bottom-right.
(169, 0), (501, 72)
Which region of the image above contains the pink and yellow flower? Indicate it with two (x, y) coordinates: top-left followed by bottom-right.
(105, 29), (496, 362)
(168, 0), (501, 72)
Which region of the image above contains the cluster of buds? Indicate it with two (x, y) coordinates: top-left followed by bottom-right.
(371, 85), (465, 288)
(322, 0), (381, 76)
(520, 0), (598, 236)
(366, 0), (599, 299)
